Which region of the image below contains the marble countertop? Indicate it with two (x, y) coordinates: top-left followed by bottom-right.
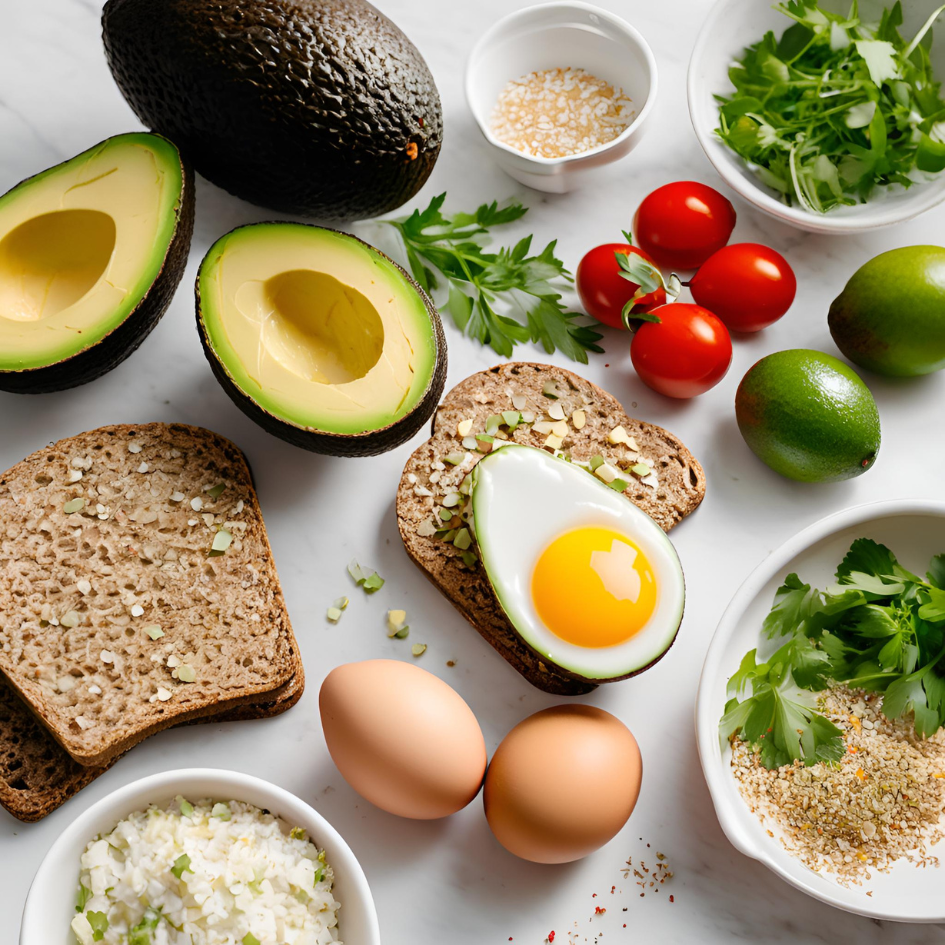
(2, 1), (945, 943)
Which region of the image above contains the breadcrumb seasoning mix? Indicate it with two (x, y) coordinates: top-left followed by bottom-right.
(731, 687), (945, 885)
(489, 67), (635, 159)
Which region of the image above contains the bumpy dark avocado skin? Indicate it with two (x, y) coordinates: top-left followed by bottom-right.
(0, 139), (194, 395)
(195, 228), (448, 458)
(102, 0), (443, 221)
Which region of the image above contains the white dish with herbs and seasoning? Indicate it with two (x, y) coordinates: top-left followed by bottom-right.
(696, 500), (945, 922)
(18, 769), (380, 945)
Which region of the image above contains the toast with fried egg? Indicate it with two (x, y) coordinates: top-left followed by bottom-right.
(396, 363), (705, 695)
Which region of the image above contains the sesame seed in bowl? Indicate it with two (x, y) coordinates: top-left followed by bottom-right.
(489, 67), (636, 161)
(465, 2), (658, 194)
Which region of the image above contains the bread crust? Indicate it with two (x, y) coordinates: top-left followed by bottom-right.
(396, 363), (706, 695)
(0, 662), (304, 823)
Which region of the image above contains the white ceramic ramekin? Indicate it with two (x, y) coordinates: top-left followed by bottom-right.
(465, 1), (658, 193)
(19, 768), (381, 945)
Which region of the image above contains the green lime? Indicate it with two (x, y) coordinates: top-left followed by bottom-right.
(735, 350), (880, 483)
(829, 245), (945, 377)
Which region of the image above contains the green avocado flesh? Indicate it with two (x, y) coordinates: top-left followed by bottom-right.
(828, 245), (945, 377)
(198, 224), (439, 436)
(736, 349), (881, 483)
(0, 133), (184, 372)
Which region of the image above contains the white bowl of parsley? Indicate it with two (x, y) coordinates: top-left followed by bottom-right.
(696, 499), (945, 920)
(688, 0), (945, 233)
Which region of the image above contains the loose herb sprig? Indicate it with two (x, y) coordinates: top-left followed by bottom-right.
(717, 1), (945, 212)
(721, 538), (945, 769)
(386, 194), (603, 362)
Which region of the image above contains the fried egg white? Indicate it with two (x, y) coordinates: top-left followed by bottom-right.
(470, 444), (685, 680)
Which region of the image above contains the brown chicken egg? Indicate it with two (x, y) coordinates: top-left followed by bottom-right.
(483, 704), (642, 863)
(319, 659), (487, 819)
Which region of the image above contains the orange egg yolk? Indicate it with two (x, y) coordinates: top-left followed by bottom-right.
(531, 526), (657, 648)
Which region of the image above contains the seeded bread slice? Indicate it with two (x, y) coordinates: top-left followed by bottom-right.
(396, 363), (706, 695)
(0, 423), (299, 767)
(0, 661), (303, 823)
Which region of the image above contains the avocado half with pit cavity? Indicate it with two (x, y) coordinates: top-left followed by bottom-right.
(102, 0), (442, 221)
(0, 132), (194, 393)
(196, 223), (447, 457)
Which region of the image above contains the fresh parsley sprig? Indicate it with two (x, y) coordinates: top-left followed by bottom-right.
(716, 1), (945, 213)
(386, 194), (603, 363)
(722, 538), (945, 769)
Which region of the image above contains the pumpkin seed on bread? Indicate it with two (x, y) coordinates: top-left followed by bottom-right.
(0, 423), (299, 768)
(396, 363), (705, 695)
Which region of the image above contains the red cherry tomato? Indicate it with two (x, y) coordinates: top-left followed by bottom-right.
(630, 303), (733, 399)
(688, 243), (797, 333)
(633, 182), (736, 270)
(576, 243), (666, 329)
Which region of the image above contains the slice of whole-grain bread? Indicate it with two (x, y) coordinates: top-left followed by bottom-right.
(0, 423), (299, 767)
(396, 363), (706, 696)
(0, 661), (304, 823)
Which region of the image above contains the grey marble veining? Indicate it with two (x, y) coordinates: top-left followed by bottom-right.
(3, 0), (945, 942)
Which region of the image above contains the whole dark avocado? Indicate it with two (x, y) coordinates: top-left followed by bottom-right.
(102, 0), (443, 221)
(828, 246), (945, 377)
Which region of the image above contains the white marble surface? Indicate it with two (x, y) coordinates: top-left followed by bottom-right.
(2, 0), (945, 942)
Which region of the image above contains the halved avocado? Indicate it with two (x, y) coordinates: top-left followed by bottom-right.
(0, 132), (194, 393)
(196, 223), (447, 456)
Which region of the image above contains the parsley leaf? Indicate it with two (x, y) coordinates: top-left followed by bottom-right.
(723, 538), (945, 769)
(720, 645), (845, 767)
(128, 906), (163, 945)
(87, 911), (109, 942)
(716, 1), (945, 212)
(387, 194), (603, 362)
(171, 853), (193, 880)
(75, 883), (92, 913)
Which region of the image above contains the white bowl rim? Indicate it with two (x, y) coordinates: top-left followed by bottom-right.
(464, 0), (659, 167)
(695, 498), (945, 923)
(19, 767), (381, 944)
(686, 0), (945, 232)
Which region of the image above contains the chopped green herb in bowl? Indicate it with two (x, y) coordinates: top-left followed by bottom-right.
(715, 1), (945, 213)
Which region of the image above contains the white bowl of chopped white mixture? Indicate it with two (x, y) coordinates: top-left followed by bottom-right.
(688, 0), (945, 233)
(19, 769), (380, 945)
(465, 1), (658, 193)
(696, 500), (945, 922)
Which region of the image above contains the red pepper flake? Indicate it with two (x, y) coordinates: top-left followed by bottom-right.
(594, 906), (606, 915)
(610, 885), (616, 894)
(548, 933), (555, 943)
(669, 895), (675, 903)
(592, 893), (597, 898)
